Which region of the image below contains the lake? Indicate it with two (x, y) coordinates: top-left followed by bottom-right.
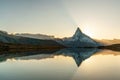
(0, 48), (120, 80)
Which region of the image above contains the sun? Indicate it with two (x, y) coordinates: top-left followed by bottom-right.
(82, 27), (94, 37)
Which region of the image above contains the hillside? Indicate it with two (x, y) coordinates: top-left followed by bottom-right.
(0, 30), (64, 50)
(96, 39), (120, 45)
(15, 33), (55, 40)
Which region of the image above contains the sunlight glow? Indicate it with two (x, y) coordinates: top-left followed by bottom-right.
(82, 26), (94, 37)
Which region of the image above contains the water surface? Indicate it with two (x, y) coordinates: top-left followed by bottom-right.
(0, 49), (120, 80)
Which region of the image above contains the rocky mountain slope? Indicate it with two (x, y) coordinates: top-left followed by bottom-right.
(55, 27), (102, 47)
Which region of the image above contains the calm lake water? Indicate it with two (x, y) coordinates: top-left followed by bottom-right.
(0, 49), (120, 80)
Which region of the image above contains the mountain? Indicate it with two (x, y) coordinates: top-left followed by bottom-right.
(0, 27), (102, 48)
(0, 31), (19, 43)
(96, 39), (120, 45)
(15, 33), (55, 40)
(56, 27), (102, 47)
(0, 30), (63, 48)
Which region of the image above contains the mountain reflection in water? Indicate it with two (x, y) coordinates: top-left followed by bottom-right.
(0, 48), (99, 67)
(0, 49), (120, 80)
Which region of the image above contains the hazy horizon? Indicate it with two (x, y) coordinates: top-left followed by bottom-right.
(0, 0), (120, 39)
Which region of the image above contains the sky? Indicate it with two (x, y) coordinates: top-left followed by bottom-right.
(0, 0), (120, 39)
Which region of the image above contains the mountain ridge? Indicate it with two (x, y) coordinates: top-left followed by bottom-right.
(15, 33), (54, 40)
(55, 27), (102, 47)
(0, 27), (102, 48)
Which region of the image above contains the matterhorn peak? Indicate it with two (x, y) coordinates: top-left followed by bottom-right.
(56, 27), (101, 47)
(73, 27), (83, 39)
(76, 27), (82, 33)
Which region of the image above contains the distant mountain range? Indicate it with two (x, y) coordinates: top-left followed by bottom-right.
(15, 33), (55, 40)
(14, 32), (120, 45)
(0, 27), (104, 49)
(96, 39), (120, 45)
(0, 30), (63, 49)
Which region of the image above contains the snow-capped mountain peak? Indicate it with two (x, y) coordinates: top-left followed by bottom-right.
(74, 27), (82, 35)
(73, 27), (84, 39)
(56, 27), (102, 47)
